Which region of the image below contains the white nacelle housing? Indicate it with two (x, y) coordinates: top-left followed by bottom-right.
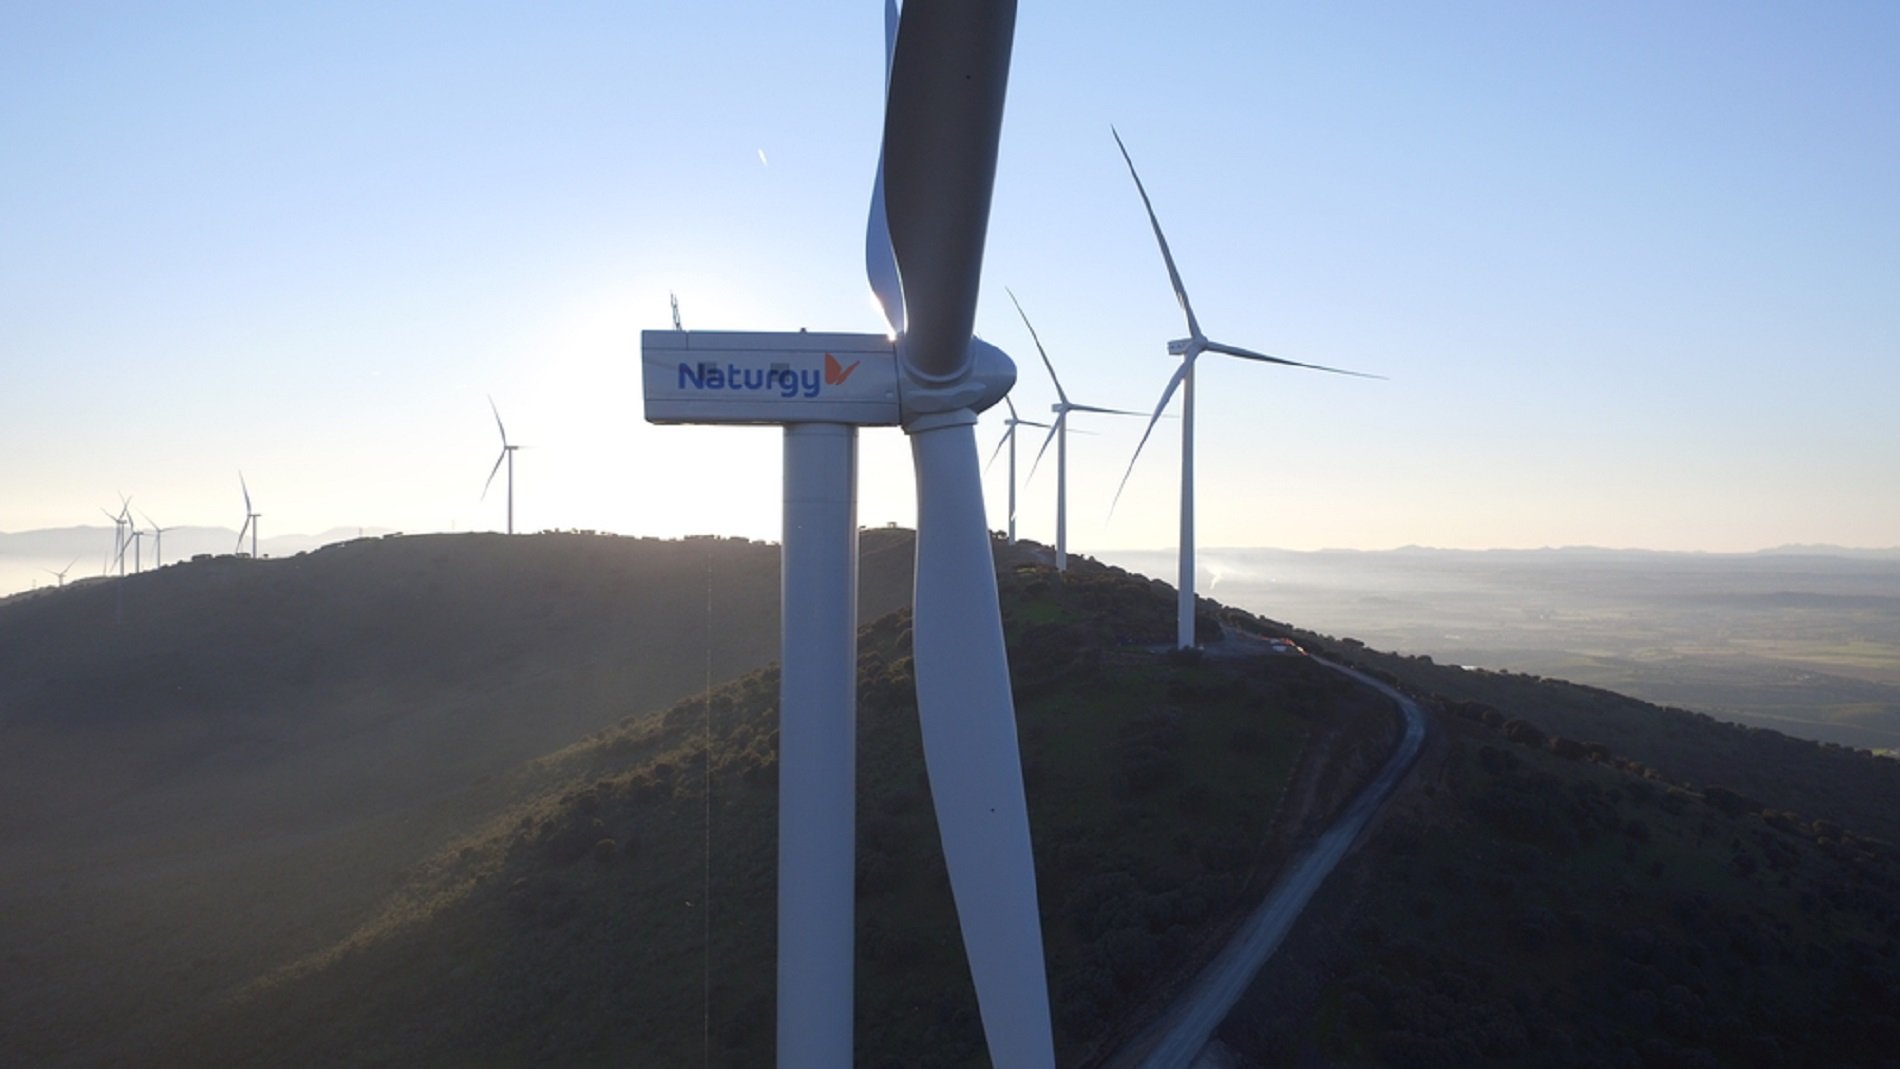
(642, 330), (900, 426)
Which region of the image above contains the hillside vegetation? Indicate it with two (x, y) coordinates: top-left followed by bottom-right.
(151, 557), (1394, 1067)
(7, 532), (1899, 1066)
(1212, 608), (1900, 1068)
(0, 530), (920, 1066)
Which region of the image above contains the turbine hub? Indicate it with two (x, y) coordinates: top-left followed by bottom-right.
(898, 335), (1016, 425)
(1166, 338), (1193, 356)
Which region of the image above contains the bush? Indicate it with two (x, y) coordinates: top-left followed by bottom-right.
(1549, 736), (1589, 761)
(1503, 720), (1548, 748)
(1702, 785), (1764, 818)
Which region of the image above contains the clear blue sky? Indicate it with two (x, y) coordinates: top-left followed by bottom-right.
(5, 1), (1896, 557)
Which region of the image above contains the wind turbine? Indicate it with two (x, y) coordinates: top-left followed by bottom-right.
(43, 556), (81, 587)
(128, 527), (145, 573)
(1112, 128), (1378, 648)
(100, 497), (132, 576)
(482, 397), (521, 535)
(1008, 289), (1142, 572)
(140, 510), (175, 568)
(641, 3), (1051, 1065)
(986, 395), (1049, 545)
(236, 474), (261, 558)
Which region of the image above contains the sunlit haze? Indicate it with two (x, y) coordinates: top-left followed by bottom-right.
(5, 3), (1896, 582)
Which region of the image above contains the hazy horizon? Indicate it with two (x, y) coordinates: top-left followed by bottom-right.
(8, 520), (1898, 600)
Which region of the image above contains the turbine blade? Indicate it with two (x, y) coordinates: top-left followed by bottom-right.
(1026, 413), (1062, 481)
(1005, 288), (1066, 404)
(986, 422), (1013, 472)
(1203, 340), (1384, 379)
(481, 451), (507, 500)
(1111, 127), (1202, 342)
(488, 395), (509, 446)
(886, 5), (1050, 1061)
(910, 422), (1054, 1068)
(1067, 403), (1144, 416)
(239, 473), (251, 514)
(882, 0), (1015, 382)
(235, 515), (251, 552)
(864, 0), (905, 336)
(1112, 359), (1192, 514)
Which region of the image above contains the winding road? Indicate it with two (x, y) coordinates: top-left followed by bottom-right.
(1105, 648), (1429, 1069)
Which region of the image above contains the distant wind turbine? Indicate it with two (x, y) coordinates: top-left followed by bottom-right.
(236, 473), (261, 557)
(140, 510), (175, 568)
(43, 555), (81, 587)
(1112, 127), (1379, 648)
(482, 397), (522, 535)
(128, 528), (145, 573)
(101, 496), (132, 576)
(1008, 289), (1142, 572)
(986, 395), (1049, 545)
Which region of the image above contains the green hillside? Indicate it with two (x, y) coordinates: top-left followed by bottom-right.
(0, 530), (921, 1067)
(1213, 610), (1900, 1068)
(149, 557), (1394, 1067)
(6, 533), (1898, 1067)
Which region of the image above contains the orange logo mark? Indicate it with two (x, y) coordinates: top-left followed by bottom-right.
(824, 352), (861, 386)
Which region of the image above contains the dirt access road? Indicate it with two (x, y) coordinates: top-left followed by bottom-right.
(1106, 641), (1428, 1069)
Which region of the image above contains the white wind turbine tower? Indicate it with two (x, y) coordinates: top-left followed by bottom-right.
(100, 497), (132, 576)
(1008, 289), (1142, 572)
(236, 473), (261, 558)
(141, 510), (175, 568)
(1112, 128), (1378, 648)
(641, 2), (1052, 1065)
(987, 394), (1049, 545)
(482, 397), (522, 535)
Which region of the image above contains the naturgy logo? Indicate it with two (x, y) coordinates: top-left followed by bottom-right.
(678, 353), (861, 399)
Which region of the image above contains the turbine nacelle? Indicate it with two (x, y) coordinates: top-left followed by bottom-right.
(1167, 338), (1194, 356)
(641, 329), (1014, 427)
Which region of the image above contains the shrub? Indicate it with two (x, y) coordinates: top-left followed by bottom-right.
(1503, 720), (1548, 748)
(1549, 736), (1589, 761)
